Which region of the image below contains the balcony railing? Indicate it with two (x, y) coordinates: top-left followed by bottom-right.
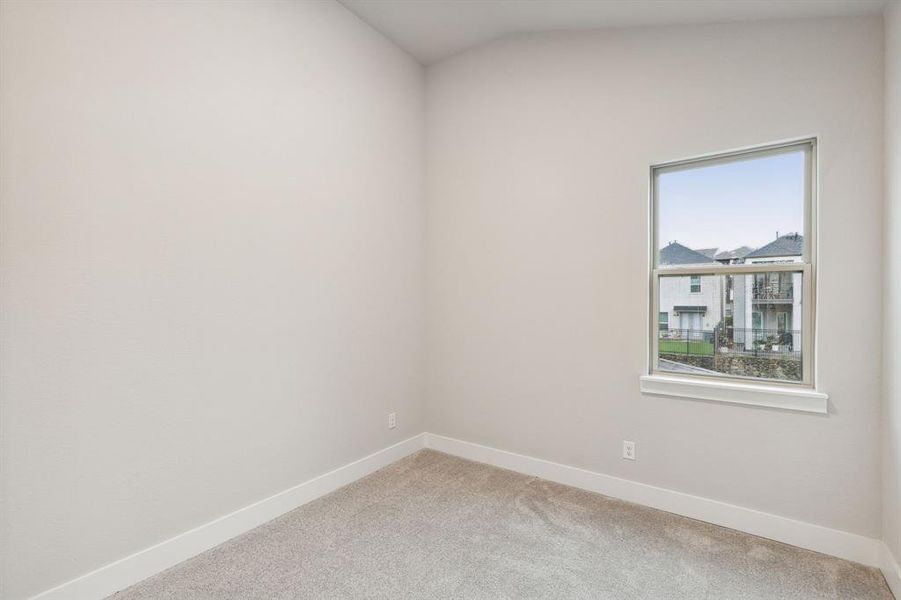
(659, 327), (801, 358)
(752, 281), (794, 300)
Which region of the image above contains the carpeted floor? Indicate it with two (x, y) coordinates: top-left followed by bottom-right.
(110, 449), (892, 599)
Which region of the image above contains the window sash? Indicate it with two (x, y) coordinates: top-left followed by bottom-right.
(650, 263), (813, 387)
(654, 262), (806, 276)
(650, 139), (816, 272)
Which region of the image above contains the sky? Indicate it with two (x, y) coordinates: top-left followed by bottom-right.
(657, 150), (805, 252)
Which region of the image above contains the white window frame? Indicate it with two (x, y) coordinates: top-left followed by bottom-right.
(641, 138), (827, 413)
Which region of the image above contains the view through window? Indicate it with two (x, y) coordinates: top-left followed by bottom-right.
(651, 140), (814, 384)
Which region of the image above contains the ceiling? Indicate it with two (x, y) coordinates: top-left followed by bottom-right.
(338, 0), (889, 65)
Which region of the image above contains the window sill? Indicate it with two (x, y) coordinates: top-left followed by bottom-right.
(639, 374), (828, 414)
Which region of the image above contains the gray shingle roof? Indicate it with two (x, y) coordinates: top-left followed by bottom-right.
(744, 234), (803, 259)
(659, 242), (717, 266)
(715, 246), (754, 260)
(695, 248), (718, 259)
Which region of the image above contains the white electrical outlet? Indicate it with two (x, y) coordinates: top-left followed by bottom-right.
(622, 440), (636, 460)
(388, 412), (397, 429)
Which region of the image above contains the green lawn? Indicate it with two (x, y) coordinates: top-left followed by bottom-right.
(658, 339), (714, 356)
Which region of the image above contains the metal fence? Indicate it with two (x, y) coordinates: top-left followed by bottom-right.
(659, 327), (801, 359)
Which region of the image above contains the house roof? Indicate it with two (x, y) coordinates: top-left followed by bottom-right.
(715, 246), (754, 260)
(659, 242), (717, 266)
(695, 248), (718, 259)
(744, 233), (803, 258)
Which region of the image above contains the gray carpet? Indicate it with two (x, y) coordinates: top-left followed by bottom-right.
(110, 449), (892, 599)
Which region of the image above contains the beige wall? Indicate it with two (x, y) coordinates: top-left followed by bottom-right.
(884, 0), (901, 570)
(0, 1), (425, 597)
(426, 16), (884, 538)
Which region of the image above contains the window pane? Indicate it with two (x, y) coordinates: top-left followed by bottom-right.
(657, 271), (803, 383)
(657, 149), (806, 267)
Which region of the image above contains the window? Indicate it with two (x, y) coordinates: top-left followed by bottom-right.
(752, 311), (762, 330)
(777, 311), (789, 333)
(649, 139), (815, 387)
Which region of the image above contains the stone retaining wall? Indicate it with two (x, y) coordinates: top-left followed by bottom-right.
(660, 353), (802, 382)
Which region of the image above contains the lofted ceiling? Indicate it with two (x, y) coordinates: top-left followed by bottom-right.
(338, 0), (889, 65)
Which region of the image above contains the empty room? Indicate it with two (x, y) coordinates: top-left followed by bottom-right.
(2, 0), (901, 598)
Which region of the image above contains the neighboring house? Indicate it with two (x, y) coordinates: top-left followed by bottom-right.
(714, 246), (754, 264)
(657, 242), (722, 335)
(713, 246), (754, 317)
(733, 233), (803, 350)
(658, 235), (803, 352)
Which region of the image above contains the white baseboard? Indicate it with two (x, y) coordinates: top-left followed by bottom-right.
(424, 433), (884, 570)
(881, 542), (901, 599)
(30, 434), (426, 600)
